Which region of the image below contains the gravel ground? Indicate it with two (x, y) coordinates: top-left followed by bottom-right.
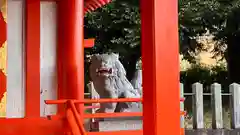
(184, 107), (231, 129)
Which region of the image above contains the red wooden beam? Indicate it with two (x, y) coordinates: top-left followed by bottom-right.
(141, 0), (180, 135)
(0, 118), (63, 135)
(84, 0), (111, 13)
(0, 4), (7, 101)
(65, 109), (82, 135)
(41, 0), (112, 14)
(0, 11), (6, 46)
(25, 0), (41, 117)
(45, 98), (142, 104)
(0, 71), (6, 100)
(84, 38), (95, 48)
(84, 112), (142, 118)
(57, 0), (85, 114)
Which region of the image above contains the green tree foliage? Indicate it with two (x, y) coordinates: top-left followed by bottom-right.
(84, 0), (215, 65)
(84, 0), (240, 84)
(179, 0), (209, 63)
(84, 0), (200, 80)
(84, 0), (140, 80)
(180, 64), (228, 93)
(179, 0), (240, 83)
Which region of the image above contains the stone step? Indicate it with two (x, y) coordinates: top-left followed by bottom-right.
(98, 118), (142, 131)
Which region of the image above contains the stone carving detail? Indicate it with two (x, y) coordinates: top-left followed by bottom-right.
(131, 69), (142, 96)
(89, 53), (142, 113)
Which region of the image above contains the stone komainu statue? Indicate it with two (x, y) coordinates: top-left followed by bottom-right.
(89, 53), (142, 113)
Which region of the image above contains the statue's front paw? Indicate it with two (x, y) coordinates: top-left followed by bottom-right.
(119, 108), (131, 113)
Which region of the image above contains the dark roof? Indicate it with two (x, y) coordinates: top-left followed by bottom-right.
(84, 0), (111, 13)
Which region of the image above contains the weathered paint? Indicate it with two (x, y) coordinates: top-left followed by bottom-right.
(40, 1), (57, 117)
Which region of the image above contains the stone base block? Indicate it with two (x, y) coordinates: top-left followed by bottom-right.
(95, 117), (142, 131)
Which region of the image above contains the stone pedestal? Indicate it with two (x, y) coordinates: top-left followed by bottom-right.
(91, 117), (142, 131)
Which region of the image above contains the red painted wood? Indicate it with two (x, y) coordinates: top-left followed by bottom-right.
(0, 71), (6, 100)
(57, 0), (84, 114)
(84, 39), (95, 48)
(0, 11), (6, 101)
(3, 1), (180, 135)
(66, 108), (81, 135)
(0, 118), (63, 135)
(25, 0), (41, 117)
(41, 0), (112, 14)
(45, 98), (142, 104)
(56, 0), (65, 113)
(84, 112), (142, 118)
(141, 0), (180, 135)
(0, 12), (6, 46)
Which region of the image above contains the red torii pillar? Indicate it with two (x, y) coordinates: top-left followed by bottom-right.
(25, 0), (41, 117)
(141, 0), (180, 135)
(57, 0), (85, 114)
(25, 0), (96, 117)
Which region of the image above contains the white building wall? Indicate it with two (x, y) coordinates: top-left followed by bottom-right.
(6, 0), (25, 118)
(6, 0), (58, 117)
(40, 1), (57, 116)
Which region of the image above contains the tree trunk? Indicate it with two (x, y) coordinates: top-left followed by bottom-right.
(226, 35), (240, 84)
(226, 9), (240, 84)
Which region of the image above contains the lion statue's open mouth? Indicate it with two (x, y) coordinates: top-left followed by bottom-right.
(96, 68), (112, 76)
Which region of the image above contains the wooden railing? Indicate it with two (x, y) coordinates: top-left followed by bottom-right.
(45, 98), (144, 135)
(46, 98), (185, 135)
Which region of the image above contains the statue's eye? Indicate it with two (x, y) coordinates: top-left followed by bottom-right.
(102, 59), (109, 64)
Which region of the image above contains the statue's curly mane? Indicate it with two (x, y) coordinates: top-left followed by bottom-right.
(89, 53), (134, 95)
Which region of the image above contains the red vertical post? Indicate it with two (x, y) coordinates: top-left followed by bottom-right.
(141, 0), (180, 135)
(57, 0), (84, 114)
(25, 0), (41, 117)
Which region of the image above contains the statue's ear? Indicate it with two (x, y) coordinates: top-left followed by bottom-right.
(86, 55), (91, 63)
(112, 53), (119, 59)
